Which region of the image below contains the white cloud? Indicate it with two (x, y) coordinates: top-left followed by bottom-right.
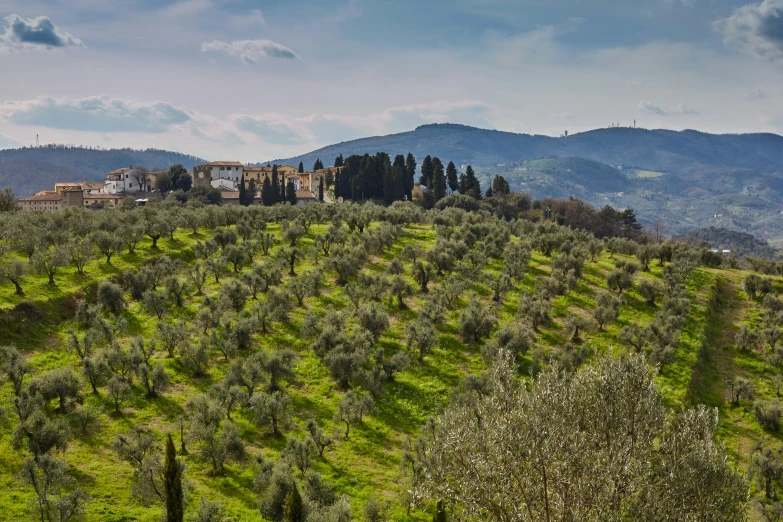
(0, 14), (83, 51)
(637, 100), (699, 116)
(745, 87), (767, 100)
(714, 0), (783, 61)
(0, 95), (191, 133)
(335, 0), (362, 22)
(251, 9), (266, 26)
(231, 114), (303, 144)
(201, 39), (298, 62)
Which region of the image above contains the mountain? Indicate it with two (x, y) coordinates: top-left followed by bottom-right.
(0, 145), (206, 197)
(274, 123), (783, 174)
(274, 124), (783, 245)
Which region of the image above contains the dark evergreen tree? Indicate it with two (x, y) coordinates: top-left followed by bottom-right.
(318, 177), (324, 202)
(286, 181), (298, 205)
(164, 434), (184, 522)
(492, 175), (510, 195)
(405, 152), (417, 200)
(485, 185), (494, 198)
(432, 161), (447, 201)
(283, 482), (304, 522)
(238, 179), (251, 206)
(271, 166), (280, 204)
(433, 500), (447, 522)
(262, 177), (274, 206)
(464, 166), (481, 199)
(446, 162), (459, 194)
(280, 175), (287, 202)
(298, 162), (304, 173)
(420, 155), (434, 188)
(334, 154), (344, 167)
(334, 172), (341, 199)
(313, 158), (324, 171)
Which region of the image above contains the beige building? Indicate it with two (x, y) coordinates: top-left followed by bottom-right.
(19, 191), (66, 211)
(19, 187), (126, 211)
(193, 161), (244, 189)
(55, 181), (107, 196)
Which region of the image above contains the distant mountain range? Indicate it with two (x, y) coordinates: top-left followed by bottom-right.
(3, 124), (783, 246)
(274, 123), (783, 175)
(275, 124), (783, 246)
(0, 145), (205, 197)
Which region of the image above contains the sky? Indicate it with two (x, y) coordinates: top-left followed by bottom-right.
(0, 0), (782, 162)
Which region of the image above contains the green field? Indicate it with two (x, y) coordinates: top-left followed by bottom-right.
(1, 203), (782, 520)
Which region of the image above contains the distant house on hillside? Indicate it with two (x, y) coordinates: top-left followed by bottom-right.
(193, 161), (244, 190)
(105, 166), (141, 194)
(19, 187), (126, 211)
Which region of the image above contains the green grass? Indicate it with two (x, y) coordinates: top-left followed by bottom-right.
(0, 222), (776, 520)
(633, 169), (665, 178)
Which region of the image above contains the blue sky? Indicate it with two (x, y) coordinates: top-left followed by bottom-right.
(0, 0), (781, 161)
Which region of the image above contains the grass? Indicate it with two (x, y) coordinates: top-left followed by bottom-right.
(633, 169), (666, 178)
(0, 221), (778, 520)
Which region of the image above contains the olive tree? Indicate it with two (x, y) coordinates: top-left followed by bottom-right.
(413, 354), (748, 521)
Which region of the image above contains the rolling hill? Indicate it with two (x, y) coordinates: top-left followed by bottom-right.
(274, 123), (783, 175)
(275, 124), (783, 243)
(0, 145), (205, 197)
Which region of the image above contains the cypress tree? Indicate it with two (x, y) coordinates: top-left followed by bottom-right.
(280, 176), (287, 202)
(432, 161), (447, 201)
(405, 153), (416, 201)
(446, 161), (458, 194)
(286, 181), (298, 205)
(262, 177), (273, 206)
(313, 158), (324, 171)
(298, 161), (304, 173)
(432, 500), (447, 522)
(420, 155), (434, 188)
(271, 166), (280, 204)
(465, 166), (481, 198)
(238, 177), (250, 206)
(283, 482), (304, 522)
(248, 179), (257, 204)
(164, 434), (184, 522)
(318, 177), (324, 202)
(334, 154), (344, 167)
(334, 172), (341, 199)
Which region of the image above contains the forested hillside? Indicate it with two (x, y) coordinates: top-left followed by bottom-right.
(275, 124), (783, 176)
(3, 198), (783, 520)
(274, 125), (783, 244)
(0, 145), (205, 197)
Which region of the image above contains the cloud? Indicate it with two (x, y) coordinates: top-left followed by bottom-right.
(251, 9), (266, 26)
(714, 0), (783, 61)
(637, 100), (699, 116)
(0, 95), (191, 133)
(0, 14), (83, 51)
(335, 0), (362, 22)
(379, 101), (496, 132)
(231, 115), (303, 144)
(201, 39), (298, 62)
(745, 87), (767, 100)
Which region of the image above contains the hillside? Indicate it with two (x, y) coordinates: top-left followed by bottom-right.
(676, 227), (781, 259)
(275, 125), (783, 243)
(1, 202), (781, 520)
(0, 145), (206, 197)
(275, 124), (783, 175)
